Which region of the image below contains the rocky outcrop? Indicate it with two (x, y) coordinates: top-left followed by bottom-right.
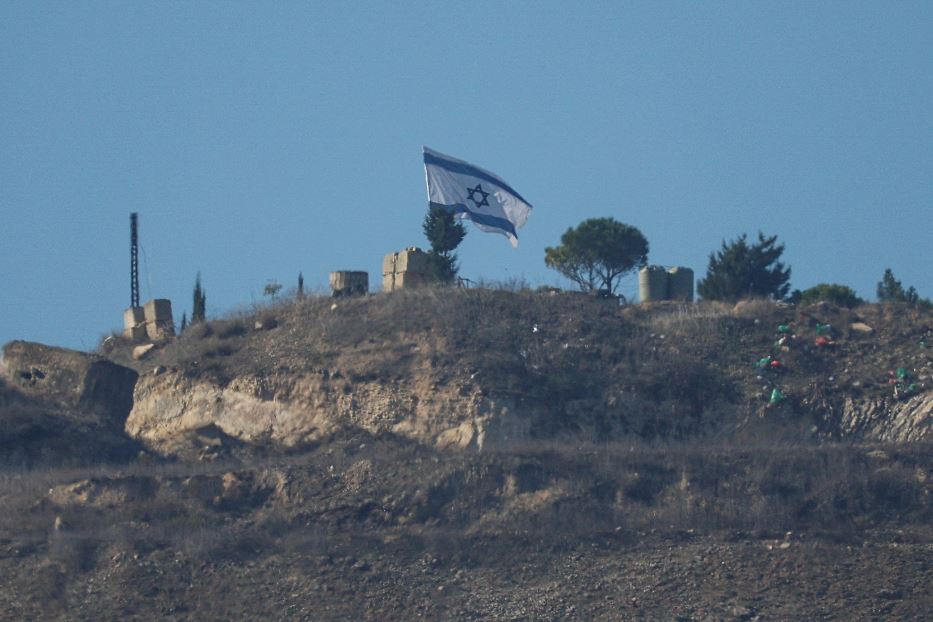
(0, 341), (141, 466)
(126, 368), (533, 455)
(126, 366), (932, 456)
(1, 340), (138, 423)
(837, 393), (932, 442)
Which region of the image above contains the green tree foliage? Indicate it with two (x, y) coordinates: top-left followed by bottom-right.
(297, 272), (304, 298)
(544, 217), (649, 295)
(423, 206), (467, 283)
(192, 273), (206, 323)
(263, 281), (282, 300)
(876, 268), (919, 304)
(697, 232), (791, 301)
(799, 283), (863, 308)
(179, 312), (188, 333)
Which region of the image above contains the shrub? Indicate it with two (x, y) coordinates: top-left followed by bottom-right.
(799, 283), (863, 308)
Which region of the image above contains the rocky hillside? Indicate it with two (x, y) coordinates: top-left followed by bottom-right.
(0, 341), (140, 467)
(1, 289), (931, 619)
(95, 288), (931, 457)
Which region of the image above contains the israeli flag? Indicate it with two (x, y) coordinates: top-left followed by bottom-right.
(423, 147), (533, 248)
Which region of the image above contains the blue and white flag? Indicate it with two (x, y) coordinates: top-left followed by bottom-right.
(423, 147), (532, 248)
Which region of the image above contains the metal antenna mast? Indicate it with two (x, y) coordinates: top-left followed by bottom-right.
(130, 213), (140, 308)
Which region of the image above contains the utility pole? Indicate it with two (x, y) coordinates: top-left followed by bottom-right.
(130, 212), (140, 308)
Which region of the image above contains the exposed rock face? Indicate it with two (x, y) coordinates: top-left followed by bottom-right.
(0, 341), (141, 466)
(126, 368), (532, 455)
(838, 393), (932, 442)
(126, 365), (932, 455)
(1, 340), (138, 423)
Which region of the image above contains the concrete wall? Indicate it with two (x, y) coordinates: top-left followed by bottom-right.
(382, 247), (435, 292)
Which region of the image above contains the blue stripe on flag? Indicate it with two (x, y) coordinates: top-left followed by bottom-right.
(423, 151), (532, 207)
(429, 202), (518, 238)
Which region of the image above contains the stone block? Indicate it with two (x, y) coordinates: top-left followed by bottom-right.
(330, 271), (369, 297)
(142, 299), (174, 340)
(143, 299), (173, 323)
(396, 248), (430, 274)
(394, 272), (429, 289)
(132, 344), (156, 360)
(124, 306), (145, 327)
(382, 253), (398, 276)
(382, 273), (396, 292)
(123, 307), (146, 341)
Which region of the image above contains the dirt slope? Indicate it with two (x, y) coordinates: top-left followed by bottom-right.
(1, 291), (930, 620)
(0, 432), (929, 620)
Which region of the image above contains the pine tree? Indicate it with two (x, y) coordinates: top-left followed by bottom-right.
(422, 206), (466, 283)
(877, 268), (919, 304)
(697, 232), (791, 301)
(544, 217), (649, 295)
(297, 272), (304, 299)
(192, 273), (207, 323)
(179, 312), (188, 333)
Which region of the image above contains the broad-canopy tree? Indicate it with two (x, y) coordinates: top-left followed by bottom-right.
(697, 232), (791, 301)
(263, 281), (283, 300)
(544, 217), (649, 295)
(422, 206), (467, 283)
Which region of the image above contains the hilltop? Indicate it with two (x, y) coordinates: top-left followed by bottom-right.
(0, 288), (930, 620)
(98, 288), (931, 456)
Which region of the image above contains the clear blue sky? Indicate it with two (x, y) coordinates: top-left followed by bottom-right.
(2, 1), (930, 350)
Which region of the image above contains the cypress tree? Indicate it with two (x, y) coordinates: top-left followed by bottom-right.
(192, 273), (206, 323)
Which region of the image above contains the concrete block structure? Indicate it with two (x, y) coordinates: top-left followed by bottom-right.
(382, 247), (435, 292)
(638, 266), (670, 303)
(666, 267), (695, 301)
(330, 271), (369, 297)
(123, 306), (147, 341)
(143, 298), (175, 340)
(638, 266), (694, 303)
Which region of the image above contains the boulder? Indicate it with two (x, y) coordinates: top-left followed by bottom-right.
(1, 340), (138, 423)
(132, 343), (156, 360)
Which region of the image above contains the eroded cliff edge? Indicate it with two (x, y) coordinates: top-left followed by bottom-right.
(108, 290), (933, 456)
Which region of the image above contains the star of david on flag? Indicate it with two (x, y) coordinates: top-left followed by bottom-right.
(423, 147), (533, 248)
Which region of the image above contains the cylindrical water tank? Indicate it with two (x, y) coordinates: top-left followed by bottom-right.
(667, 267), (694, 302)
(639, 266), (669, 303)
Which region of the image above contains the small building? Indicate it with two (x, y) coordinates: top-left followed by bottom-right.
(382, 247), (435, 292)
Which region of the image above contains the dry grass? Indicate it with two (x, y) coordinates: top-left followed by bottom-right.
(0, 432), (929, 590)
